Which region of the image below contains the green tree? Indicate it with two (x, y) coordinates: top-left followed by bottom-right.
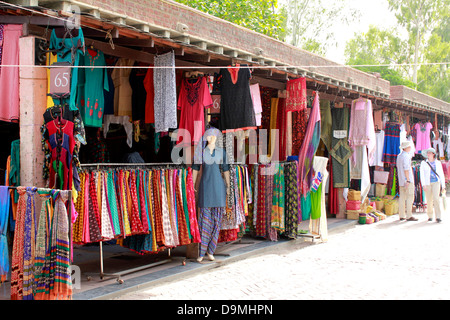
(285, 0), (359, 55)
(345, 25), (415, 87)
(387, 0), (445, 86)
(174, 0), (287, 40)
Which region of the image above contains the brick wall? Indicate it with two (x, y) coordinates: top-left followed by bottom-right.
(391, 86), (450, 112)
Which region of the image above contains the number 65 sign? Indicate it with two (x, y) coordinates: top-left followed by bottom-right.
(49, 63), (71, 95)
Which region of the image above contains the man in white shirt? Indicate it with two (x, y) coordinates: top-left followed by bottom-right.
(396, 141), (418, 221)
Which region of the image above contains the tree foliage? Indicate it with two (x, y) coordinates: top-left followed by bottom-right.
(346, 0), (449, 102)
(174, 0), (287, 40)
(285, 0), (359, 55)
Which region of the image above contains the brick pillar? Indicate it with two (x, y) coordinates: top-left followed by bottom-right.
(19, 36), (47, 188)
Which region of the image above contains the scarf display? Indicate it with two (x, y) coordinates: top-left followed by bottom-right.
(10, 187), (73, 300)
(73, 166), (200, 254)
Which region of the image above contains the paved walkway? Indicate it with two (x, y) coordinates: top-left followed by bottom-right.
(116, 211), (450, 300)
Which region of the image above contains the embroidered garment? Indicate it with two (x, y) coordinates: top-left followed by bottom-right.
(414, 122), (433, 154)
(77, 48), (109, 127)
(285, 77), (307, 112)
(177, 76), (213, 145)
(219, 64), (256, 132)
(284, 161), (299, 238)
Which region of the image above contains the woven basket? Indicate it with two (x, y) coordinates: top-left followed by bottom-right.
(348, 190), (361, 201)
(346, 210), (360, 220)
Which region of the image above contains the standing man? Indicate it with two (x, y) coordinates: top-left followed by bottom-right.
(396, 141), (418, 221)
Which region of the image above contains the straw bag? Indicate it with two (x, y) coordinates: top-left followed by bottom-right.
(375, 184), (387, 197)
(348, 190), (361, 201)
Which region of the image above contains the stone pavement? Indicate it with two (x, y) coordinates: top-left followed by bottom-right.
(116, 211), (450, 300)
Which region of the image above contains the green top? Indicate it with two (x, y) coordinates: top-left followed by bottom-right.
(77, 49), (109, 128)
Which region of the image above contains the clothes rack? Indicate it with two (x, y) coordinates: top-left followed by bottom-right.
(78, 162), (189, 284)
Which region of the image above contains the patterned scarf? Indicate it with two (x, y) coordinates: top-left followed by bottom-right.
(298, 92), (321, 197)
(186, 168), (201, 243)
(49, 190), (72, 300)
(10, 187), (27, 300)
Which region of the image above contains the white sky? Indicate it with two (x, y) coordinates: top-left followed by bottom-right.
(325, 0), (398, 64)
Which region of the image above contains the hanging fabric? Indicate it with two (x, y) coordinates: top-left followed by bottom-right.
(219, 64), (256, 132)
(285, 77), (307, 112)
(297, 92), (321, 197)
(153, 52), (177, 133)
(0, 24), (22, 122)
(0, 186), (10, 284)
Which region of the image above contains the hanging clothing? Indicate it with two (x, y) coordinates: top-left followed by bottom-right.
(0, 24), (22, 122)
(284, 161), (299, 238)
(250, 83), (263, 126)
(0, 186), (10, 284)
(320, 100), (333, 152)
(349, 98), (376, 165)
(329, 107), (351, 188)
(144, 66), (155, 124)
(103, 115), (133, 148)
(298, 92), (321, 196)
(103, 71), (115, 115)
(285, 77), (307, 112)
(375, 130), (385, 167)
(77, 48), (109, 127)
(414, 122), (433, 154)
(112, 58), (135, 117)
(153, 52), (177, 133)
(291, 109), (308, 156)
(271, 164), (285, 232)
(177, 76), (213, 145)
(219, 64), (256, 132)
(129, 63), (148, 122)
(382, 122), (401, 165)
(49, 28), (85, 111)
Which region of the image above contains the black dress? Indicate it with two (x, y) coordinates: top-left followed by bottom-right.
(219, 65), (256, 131)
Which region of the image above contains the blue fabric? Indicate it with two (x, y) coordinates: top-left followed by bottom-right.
(430, 161), (438, 183)
(0, 186), (10, 281)
(192, 148), (229, 208)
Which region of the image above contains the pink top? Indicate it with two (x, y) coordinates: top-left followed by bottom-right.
(250, 84), (262, 126)
(0, 25), (22, 122)
(177, 76), (213, 145)
(414, 122), (433, 153)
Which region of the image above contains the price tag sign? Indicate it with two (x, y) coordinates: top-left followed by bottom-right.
(49, 65), (71, 95)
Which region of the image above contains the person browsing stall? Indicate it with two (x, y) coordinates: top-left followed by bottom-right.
(396, 141), (418, 221)
(420, 148), (446, 223)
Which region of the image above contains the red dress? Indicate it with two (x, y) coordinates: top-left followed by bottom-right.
(177, 76), (213, 145)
